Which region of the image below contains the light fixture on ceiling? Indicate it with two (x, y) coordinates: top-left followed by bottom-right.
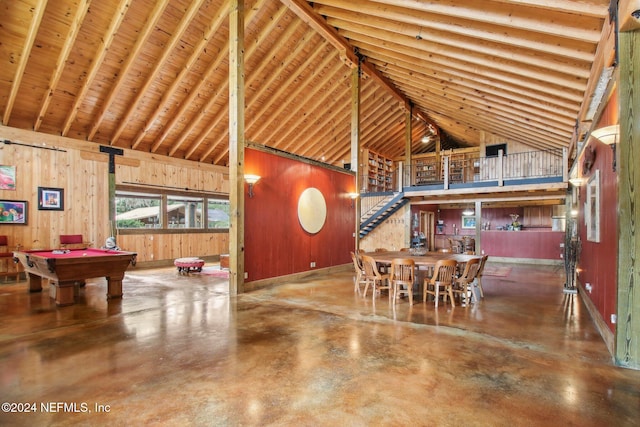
(244, 174), (261, 198)
(590, 124), (619, 172)
(421, 123), (435, 143)
(462, 206), (474, 216)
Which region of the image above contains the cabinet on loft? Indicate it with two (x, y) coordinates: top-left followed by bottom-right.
(361, 149), (394, 192)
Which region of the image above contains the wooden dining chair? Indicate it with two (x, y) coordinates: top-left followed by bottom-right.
(423, 259), (457, 307)
(453, 257), (481, 306)
(389, 258), (416, 305)
(474, 255), (489, 298)
(351, 251), (366, 293)
(361, 254), (391, 299)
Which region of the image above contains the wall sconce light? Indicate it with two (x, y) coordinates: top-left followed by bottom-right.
(568, 177), (584, 187)
(590, 124), (619, 172)
(348, 192), (359, 207)
(244, 174), (261, 198)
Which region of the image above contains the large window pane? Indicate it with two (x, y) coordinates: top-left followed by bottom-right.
(116, 191), (162, 229)
(167, 195), (204, 229)
(207, 199), (230, 229)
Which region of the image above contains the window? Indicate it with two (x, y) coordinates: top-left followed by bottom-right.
(115, 188), (228, 233)
(116, 191), (162, 229)
(167, 195), (203, 229)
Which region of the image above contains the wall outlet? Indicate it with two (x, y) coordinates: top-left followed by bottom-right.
(585, 283), (592, 293)
(611, 314), (617, 324)
(244, 272), (248, 279)
(310, 261), (316, 268)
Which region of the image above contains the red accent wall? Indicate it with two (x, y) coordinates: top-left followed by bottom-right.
(245, 149), (356, 281)
(572, 91), (618, 332)
(411, 205), (562, 259)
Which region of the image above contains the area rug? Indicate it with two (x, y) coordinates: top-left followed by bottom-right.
(200, 267), (229, 278)
(483, 265), (512, 277)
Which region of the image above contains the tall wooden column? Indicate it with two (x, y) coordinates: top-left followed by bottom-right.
(615, 26), (640, 369)
(351, 58), (361, 250)
(228, 0), (245, 295)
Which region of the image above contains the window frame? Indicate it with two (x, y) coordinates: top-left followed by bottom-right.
(115, 185), (229, 235)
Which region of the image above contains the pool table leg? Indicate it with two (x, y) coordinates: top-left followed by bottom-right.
(27, 273), (43, 293)
(50, 281), (76, 306)
(106, 273), (125, 299)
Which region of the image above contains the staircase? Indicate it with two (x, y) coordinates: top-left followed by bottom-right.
(359, 192), (408, 238)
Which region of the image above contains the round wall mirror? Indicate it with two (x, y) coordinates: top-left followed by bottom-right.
(297, 187), (326, 234)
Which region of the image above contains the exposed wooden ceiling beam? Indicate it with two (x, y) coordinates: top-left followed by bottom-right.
(3, 0), (47, 126)
(61, 0), (130, 137)
(34, 0), (90, 132)
(362, 0), (604, 42)
(86, 0), (168, 141)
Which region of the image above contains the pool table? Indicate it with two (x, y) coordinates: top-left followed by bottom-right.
(13, 248), (137, 306)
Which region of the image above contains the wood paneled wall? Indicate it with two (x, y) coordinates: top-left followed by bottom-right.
(0, 126), (229, 266)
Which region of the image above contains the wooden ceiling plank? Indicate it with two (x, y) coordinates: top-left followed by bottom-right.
(248, 38), (335, 142)
(86, 0), (168, 141)
(337, 25), (591, 89)
(487, 0), (609, 18)
(3, 0), (47, 126)
(368, 54), (581, 124)
(61, 0), (130, 136)
(381, 64), (577, 132)
(186, 4), (283, 162)
(359, 0), (605, 42)
(155, 0), (268, 157)
(279, 0), (357, 65)
(34, 0), (90, 131)
(274, 62), (352, 153)
(199, 25), (319, 162)
(315, 2), (597, 63)
(244, 28), (321, 137)
(355, 39), (584, 104)
(130, 0), (231, 150)
(109, 0), (207, 146)
(329, 15), (592, 79)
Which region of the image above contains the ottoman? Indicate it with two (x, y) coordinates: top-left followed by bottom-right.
(174, 257), (205, 274)
(219, 254), (229, 270)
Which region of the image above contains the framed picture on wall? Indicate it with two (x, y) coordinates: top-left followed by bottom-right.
(0, 165), (16, 190)
(461, 216), (476, 229)
(0, 200), (27, 224)
(38, 187), (64, 211)
(586, 170), (600, 242)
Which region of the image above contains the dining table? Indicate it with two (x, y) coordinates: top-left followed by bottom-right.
(366, 250), (480, 268)
(365, 250), (482, 297)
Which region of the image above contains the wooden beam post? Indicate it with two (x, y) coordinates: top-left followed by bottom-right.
(615, 25), (640, 369)
(351, 57), (361, 250)
(229, 0), (245, 295)
(404, 105), (412, 188)
(99, 145), (124, 241)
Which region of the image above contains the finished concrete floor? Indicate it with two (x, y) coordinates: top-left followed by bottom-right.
(1, 262), (639, 426)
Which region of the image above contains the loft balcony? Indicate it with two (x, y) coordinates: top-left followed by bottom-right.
(359, 147), (568, 202)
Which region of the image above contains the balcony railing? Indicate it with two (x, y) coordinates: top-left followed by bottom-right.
(359, 147), (567, 194)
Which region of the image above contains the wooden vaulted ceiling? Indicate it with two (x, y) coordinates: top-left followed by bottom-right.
(1, 0), (612, 167)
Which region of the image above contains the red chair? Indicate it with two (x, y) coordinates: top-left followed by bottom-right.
(0, 236), (21, 281)
(59, 234), (91, 249)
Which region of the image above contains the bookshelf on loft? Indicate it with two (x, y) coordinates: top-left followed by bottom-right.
(361, 149), (394, 192)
